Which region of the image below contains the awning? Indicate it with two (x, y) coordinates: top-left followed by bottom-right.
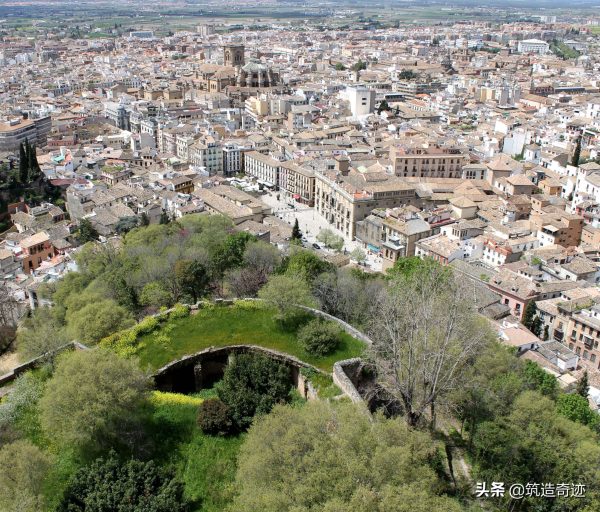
(293, 194), (300, 199)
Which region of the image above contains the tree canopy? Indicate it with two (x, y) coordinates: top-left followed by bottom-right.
(229, 401), (463, 512)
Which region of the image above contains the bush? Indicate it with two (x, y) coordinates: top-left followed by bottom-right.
(59, 453), (188, 512)
(298, 319), (341, 356)
(169, 303), (190, 320)
(217, 353), (291, 430)
(197, 398), (232, 435)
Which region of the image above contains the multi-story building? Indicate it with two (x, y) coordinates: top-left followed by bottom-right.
(189, 136), (223, 176)
(517, 39), (549, 54)
(346, 86), (375, 117)
(279, 162), (315, 206)
(314, 158), (417, 238)
(0, 116), (51, 151)
(390, 144), (469, 178)
(537, 290), (600, 370)
(244, 151), (281, 187)
(223, 142), (244, 176)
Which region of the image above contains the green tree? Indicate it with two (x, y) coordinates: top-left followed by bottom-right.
(140, 212), (150, 226)
(59, 454), (188, 512)
(66, 299), (135, 344)
(297, 318), (341, 356)
(399, 69), (416, 80)
(26, 141), (41, 181)
(217, 353), (292, 430)
(577, 370), (590, 398)
(0, 440), (51, 512)
(522, 300), (537, 331)
(531, 315), (543, 337)
(159, 211), (171, 224)
(377, 99), (390, 114)
(573, 135), (582, 167)
(291, 218), (302, 241)
(115, 216), (138, 234)
(139, 282), (173, 309)
(39, 349), (148, 453)
(174, 259), (210, 303)
(350, 247), (367, 264)
(557, 393), (599, 429)
(523, 360), (557, 398)
(18, 142), (28, 184)
(77, 218), (99, 243)
(229, 401), (462, 512)
(258, 274), (316, 323)
(334, 62), (346, 71)
(284, 248), (333, 282)
(16, 306), (67, 360)
(351, 59), (367, 72)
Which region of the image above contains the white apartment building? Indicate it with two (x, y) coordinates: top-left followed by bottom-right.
(346, 86), (375, 117)
(244, 151), (281, 187)
(517, 39), (549, 55)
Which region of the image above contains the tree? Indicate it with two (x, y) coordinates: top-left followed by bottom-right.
(316, 228), (344, 252)
(159, 211), (171, 224)
(399, 69), (417, 80)
(351, 59), (367, 72)
(577, 370), (590, 398)
(350, 247), (367, 264)
(531, 315), (543, 338)
(16, 306), (67, 360)
(377, 99), (390, 114)
(258, 274), (316, 323)
(140, 212), (150, 226)
(556, 393), (599, 429)
(115, 216), (138, 234)
(522, 300), (537, 331)
(226, 241), (281, 298)
(291, 218), (302, 241)
(18, 142), (27, 184)
(573, 135), (582, 167)
(229, 401), (463, 512)
(59, 454), (188, 512)
(297, 318), (341, 356)
(39, 348), (148, 453)
(217, 353), (292, 430)
(284, 248), (333, 282)
(77, 218), (99, 243)
(140, 282), (173, 309)
(473, 391), (600, 511)
(523, 360), (557, 398)
(197, 398), (232, 435)
(334, 62), (346, 71)
(369, 263), (492, 427)
(0, 440), (51, 512)
(174, 259), (210, 303)
(66, 299), (135, 344)
(26, 141), (41, 181)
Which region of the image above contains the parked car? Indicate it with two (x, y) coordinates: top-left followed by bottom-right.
(312, 243), (321, 250)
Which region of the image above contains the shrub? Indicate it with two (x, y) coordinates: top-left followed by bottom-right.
(151, 391), (204, 408)
(132, 315), (159, 336)
(217, 353), (291, 430)
(298, 319), (341, 356)
(197, 398), (232, 435)
(170, 303), (190, 320)
(59, 453), (188, 512)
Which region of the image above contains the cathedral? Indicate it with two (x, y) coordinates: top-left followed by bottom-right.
(197, 44), (279, 94)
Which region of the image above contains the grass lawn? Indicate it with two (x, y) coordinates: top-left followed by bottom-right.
(148, 388), (243, 512)
(136, 304), (365, 373)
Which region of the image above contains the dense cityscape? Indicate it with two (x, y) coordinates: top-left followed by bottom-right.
(1, 1), (600, 511)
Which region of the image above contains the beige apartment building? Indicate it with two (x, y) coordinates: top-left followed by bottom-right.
(315, 162), (417, 238)
(244, 151), (281, 187)
(279, 162), (315, 206)
(537, 290), (600, 371)
(390, 144), (469, 178)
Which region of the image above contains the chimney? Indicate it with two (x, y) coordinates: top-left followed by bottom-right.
(335, 155), (350, 176)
